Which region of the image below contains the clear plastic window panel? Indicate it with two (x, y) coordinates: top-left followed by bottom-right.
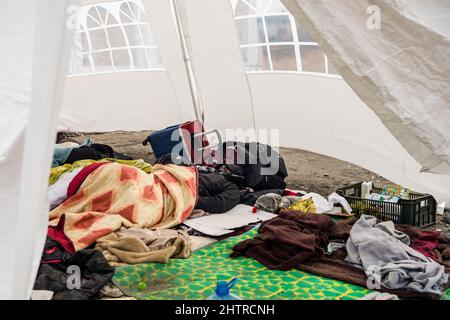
(265, 15), (293, 43)
(242, 46), (270, 71)
(300, 45), (326, 73)
(270, 45), (296, 71)
(236, 18), (266, 44)
(68, 0), (163, 76)
(232, 0), (339, 76)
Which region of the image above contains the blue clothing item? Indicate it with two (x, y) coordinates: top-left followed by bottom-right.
(52, 148), (74, 168)
(51, 137), (92, 168)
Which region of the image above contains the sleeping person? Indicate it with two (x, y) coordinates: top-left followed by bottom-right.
(196, 171), (241, 214)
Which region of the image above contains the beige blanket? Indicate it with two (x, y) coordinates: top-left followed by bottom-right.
(96, 228), (191, 266)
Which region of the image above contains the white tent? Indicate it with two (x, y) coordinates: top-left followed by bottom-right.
(0, 0), (449, 299)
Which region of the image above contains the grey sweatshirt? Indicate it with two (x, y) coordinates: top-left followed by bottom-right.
(345, 215), (448, 295)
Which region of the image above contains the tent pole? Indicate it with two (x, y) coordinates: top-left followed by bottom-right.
(171, 0), (202, 122)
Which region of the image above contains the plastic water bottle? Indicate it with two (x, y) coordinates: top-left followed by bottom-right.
(207, 278), (241, 300)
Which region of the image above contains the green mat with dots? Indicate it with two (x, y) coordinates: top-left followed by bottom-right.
(113, 229), (450, 300)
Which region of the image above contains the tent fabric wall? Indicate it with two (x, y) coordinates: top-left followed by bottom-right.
(0, 1), (32, 163)
(0, 0), (73, 299)
(281, 0), (450, 174)
(395, 0), (450, 38)
(176, 0), (256, 131)
(60, 0), (196, 132)
(0, 0), (35, 300)
(249, 73), (450, 204)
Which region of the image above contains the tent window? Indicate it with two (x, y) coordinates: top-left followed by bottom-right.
(242, 45), (270, 70)
(265, 15), (293, 42)
(300, 45), (326, 73)
(270, 45), (297, 71)
(68, 0), (164, 76)
(232, 0), (339, 76)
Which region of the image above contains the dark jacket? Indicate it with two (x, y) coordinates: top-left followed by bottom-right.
(196, 172), (241, 214)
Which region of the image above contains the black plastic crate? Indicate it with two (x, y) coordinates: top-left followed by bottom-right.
(336, 182), (436, 227)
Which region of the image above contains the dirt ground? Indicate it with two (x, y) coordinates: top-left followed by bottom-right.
(61, 130), (448, 232)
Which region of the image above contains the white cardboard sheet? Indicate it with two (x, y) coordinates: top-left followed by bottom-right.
(183, 204), (276, 236)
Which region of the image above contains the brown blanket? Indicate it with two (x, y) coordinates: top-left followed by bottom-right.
(232, 213), (450, 300)
(231, 211), (333, 270)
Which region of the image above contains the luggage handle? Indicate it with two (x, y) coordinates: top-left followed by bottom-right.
(193, 129), (221, 165)
(193, 129), (222, 151)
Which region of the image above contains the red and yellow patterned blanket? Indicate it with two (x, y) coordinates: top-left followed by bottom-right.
(49, 163), (197, 251)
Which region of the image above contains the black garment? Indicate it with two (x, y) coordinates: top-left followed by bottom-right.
(65, 144), (132, 164)
(34, 249), (114, 300)
(196, 172), (241, 214)
(112, 151), (133, 161)
(65, 146), (104, 164)
(92, 143), (133, 160)
(41, 237), (73, 265)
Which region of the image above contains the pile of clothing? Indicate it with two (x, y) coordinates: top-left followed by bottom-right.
(34, 216), (114, 300)
(345, 215), (447, 295)
(252, 191), (352, 215)
(38, 148), (202, 299)
(52, 138), (133, 168)
(231, 212), (450, 299)
(44, 136), (292, 299)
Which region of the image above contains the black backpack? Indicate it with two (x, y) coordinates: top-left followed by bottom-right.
(217, 141), (288, 190)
